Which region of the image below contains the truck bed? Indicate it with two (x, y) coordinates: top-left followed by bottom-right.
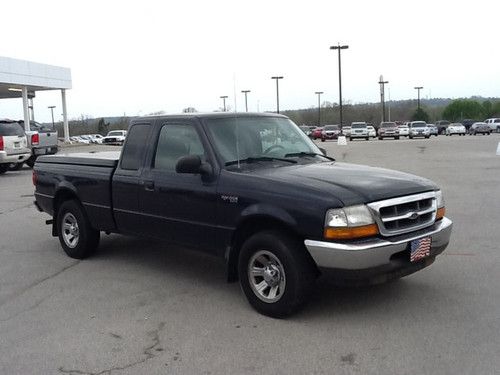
(34, 150), (120, 232)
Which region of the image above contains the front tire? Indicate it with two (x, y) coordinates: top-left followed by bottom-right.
(57, 200), (100, 259)
(238, 231), (316, 318)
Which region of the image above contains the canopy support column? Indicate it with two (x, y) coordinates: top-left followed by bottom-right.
(61, 89), (69, 142)
(22, 87), (30, 132)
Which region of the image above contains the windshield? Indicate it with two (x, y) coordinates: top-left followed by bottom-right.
(204, 116), (322, 166)
(324, 125), (339, 130)
(412, 122), (427, 128)
(352, 124), (366, 129)
(381, 122), (396, 128)
(0, 122), (25, 136)
(108, 131), (124, 136)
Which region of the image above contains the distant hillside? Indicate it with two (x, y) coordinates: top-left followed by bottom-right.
(283, 96), (500, 126)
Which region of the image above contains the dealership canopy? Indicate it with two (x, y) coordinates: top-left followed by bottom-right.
(0, 56), (72, 141)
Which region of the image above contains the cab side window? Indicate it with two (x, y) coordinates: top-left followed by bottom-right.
(120, 124), (150, 170)
(154, 124), (205, 171)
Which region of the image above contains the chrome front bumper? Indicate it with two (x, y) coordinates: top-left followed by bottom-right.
(304, 217), (452, 270)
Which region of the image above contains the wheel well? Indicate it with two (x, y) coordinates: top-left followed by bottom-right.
(226, 216), (315, 282)
(52, 189), (79, 236)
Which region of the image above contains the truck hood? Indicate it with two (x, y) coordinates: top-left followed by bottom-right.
(246, 161), (437, 206)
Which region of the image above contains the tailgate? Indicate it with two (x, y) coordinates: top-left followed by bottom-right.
(38, 131), (58, 148)
(3, 135), (29, 154)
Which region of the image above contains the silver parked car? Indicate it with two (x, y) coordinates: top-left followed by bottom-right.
(469, 122), (491, 135)
(0, 120), (31, 173)
(427, 124), (438, 136)
(409, 121), (430, 139)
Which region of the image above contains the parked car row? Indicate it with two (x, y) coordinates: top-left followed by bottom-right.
(435, 118), (500, 134)
(69, 130), (128, 146)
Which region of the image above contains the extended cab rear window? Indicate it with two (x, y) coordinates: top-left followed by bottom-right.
(0, 122), (25, 136)
(120, 124), (151, 170)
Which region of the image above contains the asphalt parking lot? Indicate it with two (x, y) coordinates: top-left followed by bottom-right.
(1, 135), (499, 374)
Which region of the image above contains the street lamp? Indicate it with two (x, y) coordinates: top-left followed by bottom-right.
(271, 76), (283, 113)
(378, 76), (389, 122)
(48, 105), (56, 127)
(414, 86), (423, 109)
(315, 91), (324, 126)
(330, 43), (349, 126)
(241, 90), (251, 112)
(220, 95), (228, 112)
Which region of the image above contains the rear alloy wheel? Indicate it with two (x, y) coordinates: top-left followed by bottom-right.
(57, 200), (100, 259)
(238, 231), (316, 318)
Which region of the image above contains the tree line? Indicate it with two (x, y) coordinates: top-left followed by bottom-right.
(283, 97), (500, 126)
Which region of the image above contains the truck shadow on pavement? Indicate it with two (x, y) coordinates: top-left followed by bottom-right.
(91, 234), (440, 320)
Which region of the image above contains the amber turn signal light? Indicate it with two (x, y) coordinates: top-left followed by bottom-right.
(324, 224), (379, 240)
(436, 207), (445, 221)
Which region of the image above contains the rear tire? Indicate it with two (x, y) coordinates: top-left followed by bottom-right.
(0, 164), (8, 174)
(57, 200), (100, 259)
(238, 230), (316, 318)
(8, 162), (24, 171)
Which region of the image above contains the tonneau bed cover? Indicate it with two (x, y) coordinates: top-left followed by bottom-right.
(37, 151), (120, 168)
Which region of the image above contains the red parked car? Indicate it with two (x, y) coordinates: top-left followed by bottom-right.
(321, 125), (341, 141)
(311, 127), (323, 140)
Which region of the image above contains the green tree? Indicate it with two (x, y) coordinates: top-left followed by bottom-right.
(411, 107), (430, 122)
(442, 99), (483, 121)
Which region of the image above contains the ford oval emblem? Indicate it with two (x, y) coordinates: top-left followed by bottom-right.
(409, 212), (419, 220)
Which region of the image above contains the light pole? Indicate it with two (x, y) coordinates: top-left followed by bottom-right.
(241, 90), (251, 112)
(271, 76), (283, 113)
(48, 105), (56, 127)
(414, 86), (423, 109)
(330, 43), (349, 126)
(378, 76), (388, 122)
(220, 95), (228, 112)
(315, 91), (323, 126)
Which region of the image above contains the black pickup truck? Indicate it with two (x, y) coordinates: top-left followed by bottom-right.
(34, 113), (452, 317)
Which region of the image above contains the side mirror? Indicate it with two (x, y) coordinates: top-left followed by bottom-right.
(318, 147), (327, 156)
(175, 155), (212, 175)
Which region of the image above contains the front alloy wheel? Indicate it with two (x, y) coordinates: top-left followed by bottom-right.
(248, 250), (286, 303)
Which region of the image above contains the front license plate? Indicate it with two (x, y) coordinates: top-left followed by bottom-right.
(410, 237), (431, 262)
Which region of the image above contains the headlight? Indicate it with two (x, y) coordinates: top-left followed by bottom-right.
(435, 190), (446, 221)
(324, 205), (379, 240)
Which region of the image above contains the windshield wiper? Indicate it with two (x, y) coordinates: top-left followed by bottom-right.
(225, 156), (297, 166)
(284, 152), (335, 161)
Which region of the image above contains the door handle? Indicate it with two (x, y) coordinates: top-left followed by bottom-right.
(141, 180), (155, 192)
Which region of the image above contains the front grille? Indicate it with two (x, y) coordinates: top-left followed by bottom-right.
(368, 192), (437, 236)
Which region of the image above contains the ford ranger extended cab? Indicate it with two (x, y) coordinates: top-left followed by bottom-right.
(33, 113), (452, 317)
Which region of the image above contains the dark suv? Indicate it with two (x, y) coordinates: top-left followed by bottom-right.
(435, 120), (451, 135)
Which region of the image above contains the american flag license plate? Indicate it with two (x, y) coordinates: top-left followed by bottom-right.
(410, 237), (431, 262)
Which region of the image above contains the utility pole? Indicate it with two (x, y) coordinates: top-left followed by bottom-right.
(48, 105), (56, 127)
(414, 86), (423, 109)
(241, 90), (251, 112)
(315, 91), (324, 126)
(378, 76), (389, 122)
(220, 95), (228, 112)
(330, 43), (349, 126)
(271, 76), (283, 113)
